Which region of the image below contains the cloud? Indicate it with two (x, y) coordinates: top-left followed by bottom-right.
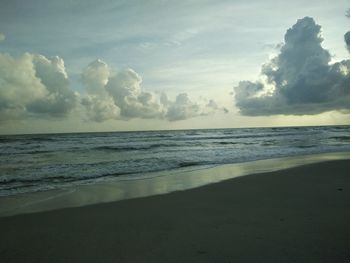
(81, 59), (110, 95)
(0, 53), (46, 121)
(165, 93), (201, 121)
(0, 52), (77, 121)
(105, 68), (165, 119)
(346, 7), (350, 52)
(80, 60), (164, 121)
(81, 59), (120, 122)
(81, 95), (120, 122)
(0, 53), (225, 124)
(165, 95), (228, 121)
(345, 31), (350, 52)
(0, 33), (5, 42)
(26, 55), (77, 116)
(234, 17), (350, 116)
(81, 59), (226, 122)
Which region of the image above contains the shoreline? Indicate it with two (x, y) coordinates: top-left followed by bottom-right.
(1, 151), (350, 217)
(1, 158), (350, 262)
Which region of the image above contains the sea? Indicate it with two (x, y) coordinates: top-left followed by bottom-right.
(0, 125), (350, 197)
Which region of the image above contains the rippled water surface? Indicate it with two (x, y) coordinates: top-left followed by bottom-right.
(1, 126), (350, 196)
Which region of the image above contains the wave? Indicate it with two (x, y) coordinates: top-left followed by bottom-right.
(295, 145), (317, 149)
(331, 136), (350, 141)
(95, 143), (184, 152)
(162, 131), (321, 142)
(215, 141), (240, 145)
(178, 161), (204, 167)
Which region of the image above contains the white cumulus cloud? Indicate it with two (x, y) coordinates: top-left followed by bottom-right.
(81, 59), (227, 122)
(0, 52), (77, 122)
(81, 59), (120, 122)
(106, 68), (165, 119)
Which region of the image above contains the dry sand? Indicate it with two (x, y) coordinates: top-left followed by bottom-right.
(0, 159), (350, 263)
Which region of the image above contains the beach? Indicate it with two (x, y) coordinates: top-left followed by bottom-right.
(1, 159), (349, 263)
(1, 1), (350, 262)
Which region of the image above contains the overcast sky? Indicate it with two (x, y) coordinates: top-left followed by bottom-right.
(0, 0), (349, 134)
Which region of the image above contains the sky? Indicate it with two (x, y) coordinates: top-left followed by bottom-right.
(0, 0), (349, 134)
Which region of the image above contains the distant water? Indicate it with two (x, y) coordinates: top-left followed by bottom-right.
(1, 126), (350, 196)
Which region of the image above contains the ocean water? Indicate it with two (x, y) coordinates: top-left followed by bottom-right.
(0, 125), (350, 196)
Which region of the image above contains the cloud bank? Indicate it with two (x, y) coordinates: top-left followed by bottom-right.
(234, 17), (350, 116)
(0, 51), (226, 124)
(81, 59), (226, 122)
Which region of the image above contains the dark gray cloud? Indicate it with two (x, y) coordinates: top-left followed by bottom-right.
(234, 17), (350, 116)
(345, 31), (350, 52)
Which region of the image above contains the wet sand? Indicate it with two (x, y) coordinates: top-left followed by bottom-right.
(1, 159), (350, 262)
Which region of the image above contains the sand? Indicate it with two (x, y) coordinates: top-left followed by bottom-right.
(0, 159), (350, 263)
